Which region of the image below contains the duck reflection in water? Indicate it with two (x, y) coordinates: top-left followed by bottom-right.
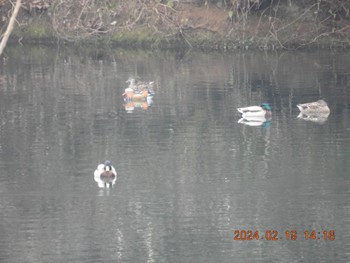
(94, 160), (117, 188)
(297, 112), (330, 124)
(237, 103), (272, 128)
(238, 116), (271, 127)
(296, 100), (330, 124)
(123, 77), (155, 113)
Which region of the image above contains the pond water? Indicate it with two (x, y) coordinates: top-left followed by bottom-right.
(0, 45), (349, 263)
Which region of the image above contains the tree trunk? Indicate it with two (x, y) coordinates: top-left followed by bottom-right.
(0, 0), (22, 56)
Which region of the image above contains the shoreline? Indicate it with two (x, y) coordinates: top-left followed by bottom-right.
(3, 1), (350, 51)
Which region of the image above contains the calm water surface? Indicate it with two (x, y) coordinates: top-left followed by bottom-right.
(0, 46), (349, 263)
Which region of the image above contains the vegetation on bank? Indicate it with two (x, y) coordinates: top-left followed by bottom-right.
(0, 0), (349, 50)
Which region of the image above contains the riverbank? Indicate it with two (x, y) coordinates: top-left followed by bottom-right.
(2, 1), (350, 51)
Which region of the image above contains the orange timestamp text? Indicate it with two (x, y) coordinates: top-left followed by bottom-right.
(234, 229), (335, 241)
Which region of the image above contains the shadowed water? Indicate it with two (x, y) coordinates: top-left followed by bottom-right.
(0, 46), (349, 263)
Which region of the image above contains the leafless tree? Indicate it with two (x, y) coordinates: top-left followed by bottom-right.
(0, 0), (22, 56)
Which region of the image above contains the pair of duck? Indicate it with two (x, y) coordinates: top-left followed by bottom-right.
(237, 100), (330, 125)
(123, 77), (155, 101)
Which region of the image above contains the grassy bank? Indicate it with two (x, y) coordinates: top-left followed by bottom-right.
(3, 1), (350, 51)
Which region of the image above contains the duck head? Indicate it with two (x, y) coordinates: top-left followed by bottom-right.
(104, 160), (113, 171)
(260, 103), (272, 112)
(126, 77), (136, 85)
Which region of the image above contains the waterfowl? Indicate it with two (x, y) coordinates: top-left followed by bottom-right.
(237, 103), (272, 118)
(123, 78), (155, 101)
(122, 87), (135, 99)
(123, 78), (136, 99)
(125, 77), (137, 90)
(94, 160), (117, 188)
(125, 78), (154, 92)
(138, 81), (155, 94)
(131, 86), (150, 101)
(296, 100), (330, 113)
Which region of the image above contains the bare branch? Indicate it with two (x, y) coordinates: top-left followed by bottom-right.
(0, 0), (22, 56)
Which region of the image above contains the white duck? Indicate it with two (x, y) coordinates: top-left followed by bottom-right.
(237, 103), (272, 118)
(94, 160), (117, 188)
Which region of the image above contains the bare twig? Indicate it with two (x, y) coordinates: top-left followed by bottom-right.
(296, 25), (350, 49)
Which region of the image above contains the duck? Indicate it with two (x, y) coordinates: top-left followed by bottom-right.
(123, 78), (137, 99)
(296, 99), (330, 114)
(123, 78), (155, 101)
(237, 103), (272, 118)
(94, 160), (117, 188)
(130, 86), (150, 101)
(125, 77), (137, 90)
